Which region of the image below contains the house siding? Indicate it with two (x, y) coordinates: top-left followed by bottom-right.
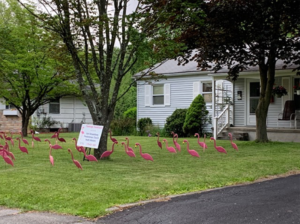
(234, 78), (246, 126)
(34, 97), (93, 129)
(137, 75), (214, 132)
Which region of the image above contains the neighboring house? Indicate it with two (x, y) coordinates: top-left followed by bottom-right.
(32, 96), (93, 132)
(134, 59), (300, 142)
(0, 97), (92, 133)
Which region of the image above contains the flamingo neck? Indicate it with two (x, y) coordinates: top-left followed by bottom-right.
(185, 141), (189, 150)
(126, 138), (129, 146)
(69, 150), (74, 160)
(137, 144), (142, 155)
(213, 139), (217, 147)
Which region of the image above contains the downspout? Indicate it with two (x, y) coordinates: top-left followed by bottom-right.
(232, 80), (235, 126)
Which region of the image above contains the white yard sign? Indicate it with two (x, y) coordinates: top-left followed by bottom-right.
(77, 124), (103, 148)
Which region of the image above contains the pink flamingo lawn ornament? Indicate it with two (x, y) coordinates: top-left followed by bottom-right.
(0, 147), (14, 167)
(100, 142), (117, 159)
(56, 128), (66, 143)
(31, 130), (41, 148)
(194, 133), (207, 152)
(0, 146), (15, 161)
(125, 137), (134, 152)
(156, 132), (162, 149)
(183, 139), (200, 158)
(121, 142), (136, 157)
(210, 137), (227, 154)
(44, 139), (62, 150)
(228, 133), (238, 151)
(83, 149), (98, 162)
(68, 148), (83, 170)
(173, 134), (181, 152)
(72, 138), (85, 154)
(162, 139), (177, 154)
(16, 138), (29, 154)
(108, 129), (118, 144)
(19, 131), (29, 145)
(135, 143), (153, 161)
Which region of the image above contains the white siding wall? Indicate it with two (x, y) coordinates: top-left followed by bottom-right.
(35, 97), (93, 128)
(137, 75), (214, 130)
(234, 78), (246, 126)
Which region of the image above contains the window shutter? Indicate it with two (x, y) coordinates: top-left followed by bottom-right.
(164, 84), (170, 106)
(145, 85), (151, 106)
(193, 82), (200, 99)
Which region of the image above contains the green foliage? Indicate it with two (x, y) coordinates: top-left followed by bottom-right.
(164, 108), (188, 137)
(123, 107), (137, 120)
(183, 94), (210, 136)
(110, 118), (136, 136)
(137, 117), (152, 136)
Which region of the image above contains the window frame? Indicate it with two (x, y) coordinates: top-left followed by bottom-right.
(152, 84), (164, 105)
(201, 81), (213, 103)
(49, 98), (60, 114)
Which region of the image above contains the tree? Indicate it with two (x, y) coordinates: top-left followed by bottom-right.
(0, 0), (78, 136)
(183, 94), (209, 136)
(146, 0), (300, 142)
(17, 0), (174, 158)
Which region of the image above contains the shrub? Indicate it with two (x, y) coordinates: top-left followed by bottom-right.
(137, 117), (152, 136)
(110, 118), (136, 136)
(123, 107), (137, 120)
(164, 108), (188, 137)
(183, 94), (210, 136)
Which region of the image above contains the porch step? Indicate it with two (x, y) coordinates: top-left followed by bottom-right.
(218, 132), (249, 141)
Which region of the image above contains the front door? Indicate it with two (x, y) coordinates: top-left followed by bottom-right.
(247, 80), (260, 125)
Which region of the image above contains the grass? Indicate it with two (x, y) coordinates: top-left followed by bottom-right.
(0, 132), (299, 218)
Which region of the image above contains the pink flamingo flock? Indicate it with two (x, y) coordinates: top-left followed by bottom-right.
(0, 129), (239, 168)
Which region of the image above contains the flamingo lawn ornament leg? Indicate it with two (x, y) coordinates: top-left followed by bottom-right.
(100, 142), (117, 159)
(19, 131), (29, 145)
(228, 133), (238, 151)
(121, 142), (136, 157)
(173, 134), (181, 152)
(194, 133), (207, 152)
(4, 132), (13, 148)
(16, 138), (28, 154)
(135, 143), (153, 161)
(183, 140), (200, 158)
(210, 137), (227, 154)
(125, 137), (134, 152)
(162, 139), (177, 154)
(68, 148), (83, 170)
(49, 146), (54, 166)
(109, 129), (118, 144)
(156, 132), (162, 149)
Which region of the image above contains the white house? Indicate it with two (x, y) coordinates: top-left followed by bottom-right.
(0, 97), (92, 133)
(134, 59), (300, 142)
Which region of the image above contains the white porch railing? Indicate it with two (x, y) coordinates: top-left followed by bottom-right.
(213, 104), (231, 138)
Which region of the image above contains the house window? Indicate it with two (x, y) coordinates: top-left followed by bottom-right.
(202, 82), (212, 103)
(153, 85), (164, 105)
(145, 84), (170, 106)
(49, 98), (60, 114)
(5, 104), (16, 109)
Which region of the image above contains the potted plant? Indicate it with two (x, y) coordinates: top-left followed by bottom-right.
(272, 85), (288, 98)
(293, 83), (300, 95)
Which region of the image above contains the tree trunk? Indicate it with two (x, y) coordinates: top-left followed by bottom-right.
(255, 98), (269, 142)
(21, 112), (30, 137)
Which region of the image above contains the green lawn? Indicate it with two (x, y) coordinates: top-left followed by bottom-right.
(0, 133), (299, 218)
